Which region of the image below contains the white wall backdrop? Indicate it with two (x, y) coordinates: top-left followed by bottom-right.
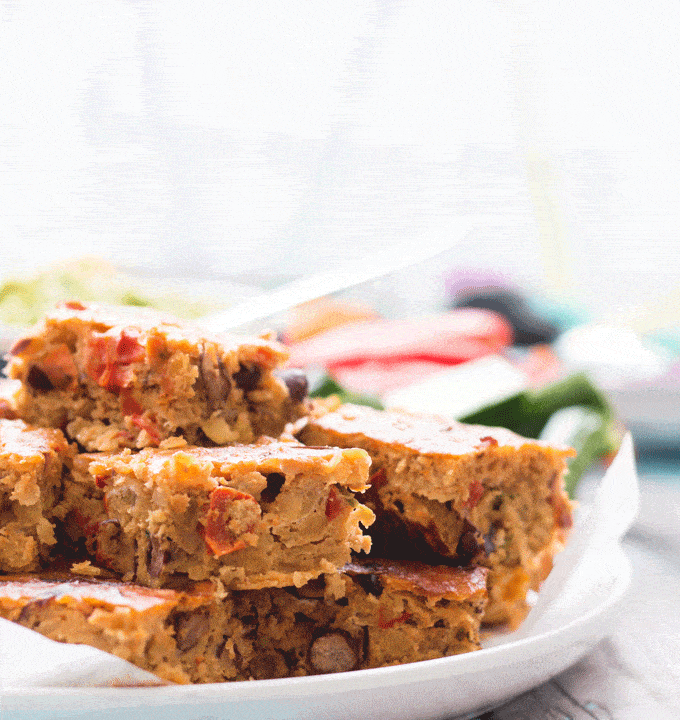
(1, 0), (679, 319)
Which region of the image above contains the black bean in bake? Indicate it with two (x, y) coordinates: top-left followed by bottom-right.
(231, 559), (488, 678)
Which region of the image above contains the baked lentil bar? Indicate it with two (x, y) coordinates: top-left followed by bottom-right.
(0, 562), (486, 684)
(0, 575), (238, 684)
(59, 440), (374, 590)
(298, 403), (575, 625)
(0, 419), (73, 572)
(232, 559), (488, 678)
(6, 301), (308, 451)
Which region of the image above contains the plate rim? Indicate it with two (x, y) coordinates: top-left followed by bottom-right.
(1, 543), (632, 703)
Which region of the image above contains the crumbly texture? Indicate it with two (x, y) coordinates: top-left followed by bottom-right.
(299, 403), (575, 625)
(0, 575), (239, 684)
(231, 559), (488, 678)
(0, 419), (73, 572)
(0, 562), (486, 684)
(58, 441), (374, 590)
(6, 301), (308, 451)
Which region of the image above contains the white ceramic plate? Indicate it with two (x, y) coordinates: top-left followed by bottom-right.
(2, 543), (631, 720)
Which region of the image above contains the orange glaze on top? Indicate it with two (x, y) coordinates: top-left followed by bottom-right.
(345, 559), (488, 600)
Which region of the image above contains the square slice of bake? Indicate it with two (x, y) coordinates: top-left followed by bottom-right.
(0, 419), (73, 572)
(232, 559), (488, 678)
(60, 441), (374, 590)
(6, 301), (309, 451)
(0, 575), (240, 684)
(299, 403), (575, 626)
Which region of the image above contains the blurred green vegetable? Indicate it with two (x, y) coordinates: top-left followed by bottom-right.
(310, 375), (384, 410)
(0, 259), (219, 326)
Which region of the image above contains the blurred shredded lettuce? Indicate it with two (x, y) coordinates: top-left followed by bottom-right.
(0, 259), (220, 326)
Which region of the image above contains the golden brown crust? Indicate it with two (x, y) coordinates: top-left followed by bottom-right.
(0, 574), (235, 684)
(344, 559), (488, 600)
(305, 403), (574, 459)
(0, 419), (74, 572)
(29, 302), (288, 365)
(76, 441), (372, 494)
(0, 418), (71, 459)
(109, 441), (371, 482)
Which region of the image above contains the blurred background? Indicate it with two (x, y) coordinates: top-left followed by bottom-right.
(2, 2), (680, 713)
(1, 0), (679, 307)
(1, 0), (679, 456)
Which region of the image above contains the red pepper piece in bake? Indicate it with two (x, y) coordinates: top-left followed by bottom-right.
(94, 474), (109, 489)
(84, 330), (145, 392)
(368, 467), (388, 490)
(130, 415), (162, 444)
(120, 389), (144, 417)
(84, 335), (108, 384)
(203, 487), (260, 558)
(115, 331), (146, 364)
(377, 607), (412, 629)
(68, 509), (100, 538)
(463, 480), (484, 511)
(325, 486), (345, 520)
(99, 363), (135, 393)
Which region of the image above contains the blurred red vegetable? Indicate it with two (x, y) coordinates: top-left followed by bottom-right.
(288, 309), (513, 395)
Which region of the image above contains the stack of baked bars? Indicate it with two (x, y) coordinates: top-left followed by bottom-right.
(0, 302), (573, 682)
